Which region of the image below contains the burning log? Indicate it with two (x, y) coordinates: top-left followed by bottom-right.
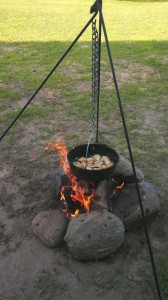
(91, 180), (113, 211)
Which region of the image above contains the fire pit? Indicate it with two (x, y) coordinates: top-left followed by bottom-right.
(32, 138), (160, 261)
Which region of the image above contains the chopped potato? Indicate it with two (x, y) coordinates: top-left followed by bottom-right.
(73, 154), (113, 170)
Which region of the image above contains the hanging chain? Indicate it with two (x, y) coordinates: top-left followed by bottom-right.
(91, 19), (99, 133)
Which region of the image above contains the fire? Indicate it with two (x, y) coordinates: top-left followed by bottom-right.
(116, 182), (124, 189)
(45, 137), (70, 174)
(70, 179), (94, 213)
(45, 137), (94, 218)
(71, 209), (80, 218)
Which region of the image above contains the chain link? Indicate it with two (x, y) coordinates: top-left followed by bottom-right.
(91, 19), (99, 133)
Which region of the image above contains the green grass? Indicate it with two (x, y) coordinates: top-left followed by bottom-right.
(0, 87), (21, 100)
(158, 257), (168, 299)
(0, 0), (167, 144)
(1, 0), (168, 42)
(0, 105), (53, 125)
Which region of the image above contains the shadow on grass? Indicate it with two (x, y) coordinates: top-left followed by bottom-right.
(0, 39), (167, 141)
(1, 39), (167, 73)
(0, 39), (167, 110)
(1, 39), (167, 178)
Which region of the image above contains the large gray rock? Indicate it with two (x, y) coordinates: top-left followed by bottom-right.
(112, 182), (160, 231)
(64, 210), (125, 260)
(113, 155), (144, 183)
(32, 209), (69, 247)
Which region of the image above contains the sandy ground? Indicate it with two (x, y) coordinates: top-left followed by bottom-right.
(0, 93), (168, 300)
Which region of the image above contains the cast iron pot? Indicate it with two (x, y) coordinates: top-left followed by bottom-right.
(67, 144), (119, 182)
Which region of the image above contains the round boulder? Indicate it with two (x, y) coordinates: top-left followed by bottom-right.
(113, 155), (144, 183)
(112, 182), (160, 231)
(64, 210), (125, 260)
(32, 209), (69, 247)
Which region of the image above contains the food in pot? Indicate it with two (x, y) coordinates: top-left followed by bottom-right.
(73, 154), (113, 170)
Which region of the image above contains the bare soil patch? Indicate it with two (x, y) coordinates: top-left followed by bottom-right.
(61, 65), (82, 79)
(101, 62), (160, 89)
(1, 46), (17, 52)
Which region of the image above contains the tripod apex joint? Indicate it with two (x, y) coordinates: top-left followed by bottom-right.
(90, 0), (102, 14)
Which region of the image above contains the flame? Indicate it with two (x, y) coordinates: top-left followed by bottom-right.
(111, 181), (125, 197)
(45, 137), (94, 218)
(70, 179), (94, 213)
(45, 137), (70, 174)
(71, 209), (80, 218)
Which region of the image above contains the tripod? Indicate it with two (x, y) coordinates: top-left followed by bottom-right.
(0, 1), (163, 299)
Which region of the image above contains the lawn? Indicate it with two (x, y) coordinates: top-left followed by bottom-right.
(0, 0), (168, 299)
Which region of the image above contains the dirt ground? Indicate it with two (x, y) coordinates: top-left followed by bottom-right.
(0, 90), (168, 300)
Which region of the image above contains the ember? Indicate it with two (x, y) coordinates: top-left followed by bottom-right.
(116, 182), (125, 189)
